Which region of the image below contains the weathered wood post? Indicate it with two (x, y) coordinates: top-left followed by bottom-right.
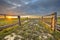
(51, 12), (57, 32)
(41, 16), (43, 21)
(51, 17), (54, 31)
(18, 16), (21, 26)
(54, 12), (57, 31)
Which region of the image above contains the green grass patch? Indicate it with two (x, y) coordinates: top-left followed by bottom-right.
(57, 18), (60, 25)
(0, 25), (19, 40)
(52, 30), (60, 40)
(39, 20), (60, 40)
(39, 21), (53, 33)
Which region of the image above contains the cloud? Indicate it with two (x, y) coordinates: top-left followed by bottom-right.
(0, 0), (60, 15)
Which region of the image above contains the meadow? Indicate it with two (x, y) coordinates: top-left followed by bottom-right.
(0, 17), (60, 40)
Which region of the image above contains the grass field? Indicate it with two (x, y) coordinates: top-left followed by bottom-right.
(39, 17), (60, 40)
(0, 18), (60, 40)
(0, 18), (18, 26)
(57, 17), (60, 25)
(0, 18), (29, 40)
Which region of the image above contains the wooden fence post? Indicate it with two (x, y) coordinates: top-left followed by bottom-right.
(51, 16), (54, 31)
(51, 12), (57, 31)
(54, 12), (57, 31)
(41, 16), (43, 21)
(18, 16), (21, 26)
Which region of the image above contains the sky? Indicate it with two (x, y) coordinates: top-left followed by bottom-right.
(0, 0), (60, 16)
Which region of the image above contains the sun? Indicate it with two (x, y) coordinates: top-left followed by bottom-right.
(6, 16), (17, 19)
(7, 16), (12, 18)
(6, 16), (13, 20)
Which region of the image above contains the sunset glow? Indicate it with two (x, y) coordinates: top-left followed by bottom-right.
(6, 16), (17, 19)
